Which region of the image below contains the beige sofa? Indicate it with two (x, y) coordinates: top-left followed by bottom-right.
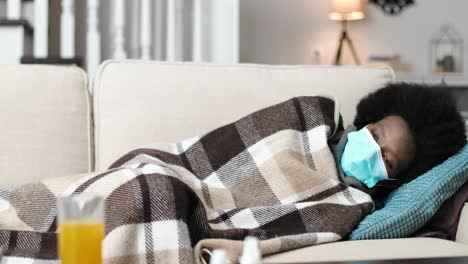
(0, 65), (92, 185)
(1, 61), (468, 262)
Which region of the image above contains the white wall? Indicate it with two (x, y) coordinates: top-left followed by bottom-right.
(240, 0), (468, 78)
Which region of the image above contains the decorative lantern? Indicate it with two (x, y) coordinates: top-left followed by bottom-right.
(430, 25), (464, 73)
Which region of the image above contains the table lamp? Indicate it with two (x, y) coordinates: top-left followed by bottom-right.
(329, 0), (365, 65)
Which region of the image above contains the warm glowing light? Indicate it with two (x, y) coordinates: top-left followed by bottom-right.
(329, 0), (365, 21)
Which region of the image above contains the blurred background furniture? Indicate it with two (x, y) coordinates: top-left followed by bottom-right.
(329, 0), (365, 65)
(0, 0), (239, 81)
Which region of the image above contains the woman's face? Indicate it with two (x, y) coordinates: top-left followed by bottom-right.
(366, 115), (416, 179)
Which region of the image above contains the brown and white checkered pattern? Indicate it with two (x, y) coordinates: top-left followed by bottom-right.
(0, 97), (373, 264)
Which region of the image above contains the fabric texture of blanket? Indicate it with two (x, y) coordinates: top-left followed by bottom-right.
(0, 96), (373, 263)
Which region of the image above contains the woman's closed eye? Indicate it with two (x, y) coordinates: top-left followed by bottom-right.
(383, 153), (393, 170)
(371, 129), (379, 142)
(369, 126), (394, 172)
(370, 129), (393, 170)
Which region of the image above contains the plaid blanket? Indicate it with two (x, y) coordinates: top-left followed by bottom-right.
(0, 96), (374, 264)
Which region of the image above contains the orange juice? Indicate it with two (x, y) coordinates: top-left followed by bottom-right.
(58, 221), (104, 264)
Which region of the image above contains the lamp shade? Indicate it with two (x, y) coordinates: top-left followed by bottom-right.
(329, 0), (365, 21)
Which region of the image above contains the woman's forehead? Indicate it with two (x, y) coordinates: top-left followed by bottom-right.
(376, 116), (416, 162)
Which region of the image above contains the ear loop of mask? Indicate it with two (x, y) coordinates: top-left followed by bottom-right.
(363, 127), (401, 190)
(363, 127), (389, 180)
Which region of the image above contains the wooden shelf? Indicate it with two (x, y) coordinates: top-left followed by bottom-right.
(21, 57), (82, 67)
(395, 72), (468, 86)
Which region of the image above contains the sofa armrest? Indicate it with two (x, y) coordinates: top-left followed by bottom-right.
(456, 202), (468, 245)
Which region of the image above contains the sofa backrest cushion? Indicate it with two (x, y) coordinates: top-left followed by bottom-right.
(93, 60), (394, 171)
(0, 65), (92, 185)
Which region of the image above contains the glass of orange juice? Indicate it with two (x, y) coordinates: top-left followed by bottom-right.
(58, 194), (105, 264)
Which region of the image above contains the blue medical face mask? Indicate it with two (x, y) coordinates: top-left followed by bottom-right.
(340, 127), (388, 188)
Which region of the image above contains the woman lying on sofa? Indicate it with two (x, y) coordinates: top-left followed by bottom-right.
(0, 82), (466, 264)
(331, 83), (466, 199)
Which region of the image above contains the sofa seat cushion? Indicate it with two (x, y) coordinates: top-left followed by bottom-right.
(263, 238), (468, 263)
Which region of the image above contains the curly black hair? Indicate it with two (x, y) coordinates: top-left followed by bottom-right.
(354, 82), (467, 183)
